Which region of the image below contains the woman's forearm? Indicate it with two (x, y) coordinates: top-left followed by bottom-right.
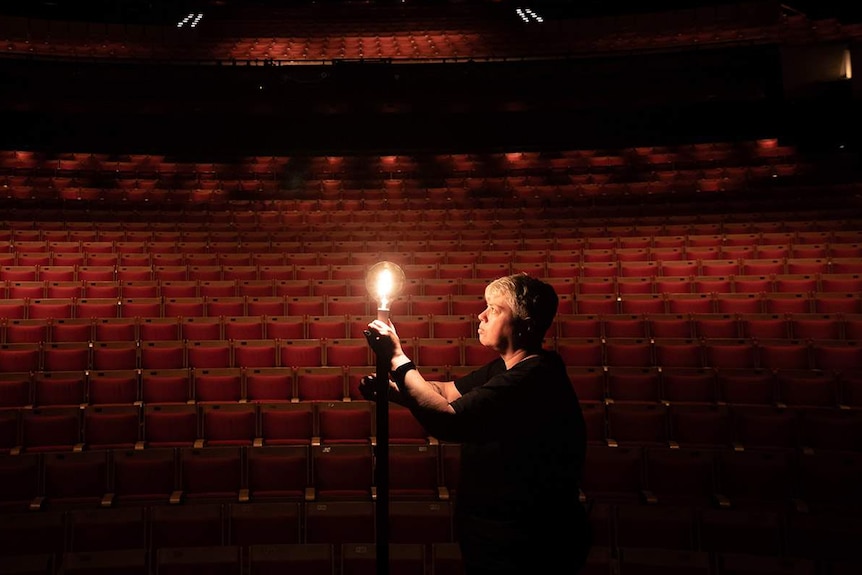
(400, 369), (456, 414)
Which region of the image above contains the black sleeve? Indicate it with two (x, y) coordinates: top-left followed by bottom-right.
(409, 360), (528, 443)
(406, 358), (506, 442)
(454, 358), (506, 396)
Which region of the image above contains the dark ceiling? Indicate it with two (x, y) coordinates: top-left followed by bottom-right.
(2, 0), (861, 25)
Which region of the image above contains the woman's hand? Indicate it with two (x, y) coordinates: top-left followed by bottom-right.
(357, 374), (378, 400)
(365, 319), (409, 369)
(358, 373), (404, 402)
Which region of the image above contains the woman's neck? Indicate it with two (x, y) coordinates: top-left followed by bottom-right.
(503, 348), (539, 369)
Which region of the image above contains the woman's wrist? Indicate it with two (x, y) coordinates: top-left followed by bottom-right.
(391, 359), (416, 387)
(391, 354), (412, 372)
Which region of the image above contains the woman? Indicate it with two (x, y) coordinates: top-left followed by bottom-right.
(364, 273), (591, 575)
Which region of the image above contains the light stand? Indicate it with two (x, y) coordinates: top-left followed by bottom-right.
(364, 261), (405, 575)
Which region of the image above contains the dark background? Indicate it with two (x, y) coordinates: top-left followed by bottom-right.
(0, 0), (858, 162)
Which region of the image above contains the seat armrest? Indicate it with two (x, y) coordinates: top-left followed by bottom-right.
(101, 492), (115, 507)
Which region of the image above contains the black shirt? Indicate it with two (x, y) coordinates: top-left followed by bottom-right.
(407, 349), (591, 572)
(435, 350), (587, 519)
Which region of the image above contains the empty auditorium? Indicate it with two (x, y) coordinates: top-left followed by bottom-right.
(0, 0), (861, 573)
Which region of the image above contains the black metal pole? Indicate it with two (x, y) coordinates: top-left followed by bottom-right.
(373, 308), (391, 575)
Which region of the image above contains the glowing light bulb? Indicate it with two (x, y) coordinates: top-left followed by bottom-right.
(366, 261), (406, 321)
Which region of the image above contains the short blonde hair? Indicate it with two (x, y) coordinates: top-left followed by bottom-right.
(485, 273), (558, 344)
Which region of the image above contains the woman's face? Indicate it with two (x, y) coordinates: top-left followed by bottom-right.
(477, 289), (516, 352)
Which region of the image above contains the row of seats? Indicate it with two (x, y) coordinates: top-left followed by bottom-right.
(0, 329), (471, 367)
(4, 311), (862, 343)
(1, 185), (845, 209)
(1, 223), (854, 242)
(0, 257), (860, 277)
(0, 145), (797, 171)
(2, 361), (860, 407)
(0, 295), (391, 316)
(0, 364), (442, 407)
(0, 176), (814, 203)
(557, 313), (862, 340)
(0, 542), (465, 575)
(1, 237), (860, 255)
(8, 301), (862, 335)
(0, 145), (799, 177)
(3, 441), (862, 518)
(0, 498), (456, 552)
(0, 145), (810, 169)
(0, 290), (861, 318)
(0, 165), (808, 189)
(2, 399), (861, 455)
(2, 496), (860, 561)
(1, 215), (849, 232)
(3, 437), (862, 509)
(3, 542), (861, 575)
(0, 442), (451, 510)
(1, 226), (857, 244)
(0, 339), (390, 372)
(0, 313), (472, 341)
(2, 269), (862, 291)
(583, 442), (862, 513)
(575, 367), (862, 408)
(7, 505), (857, 575)
(0, 168), (829, 199)
(1, 225), (854, 241)
(1, 186), (826, 211)
(0, 334), (859, 372)
(3, 229), (860, 246)
(4, 258), (842, 276)
(556, 337), (862, 371)
(583, 402), (862, 452)
(3, 209), (853, 232)
(0, 400), (432, 450)
(590, 500), (860, 562)
(0, 163), (804, 196)
(0, 138), (797, 175)
(0, 239), (859, 256)
(0, 148), (815, 171)
(1, 274), (862, 301)
(30, 183), (860, 206)
(567, 293), (862, 314)
(0, 263), (861, 287)
(0, 205), (854, 229)
(10, 306), (860, 338)
(0, 482), (858, 560)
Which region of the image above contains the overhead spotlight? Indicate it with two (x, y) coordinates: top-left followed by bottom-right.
(515, 7), (544, 23)
(177, 13), (204, 28)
